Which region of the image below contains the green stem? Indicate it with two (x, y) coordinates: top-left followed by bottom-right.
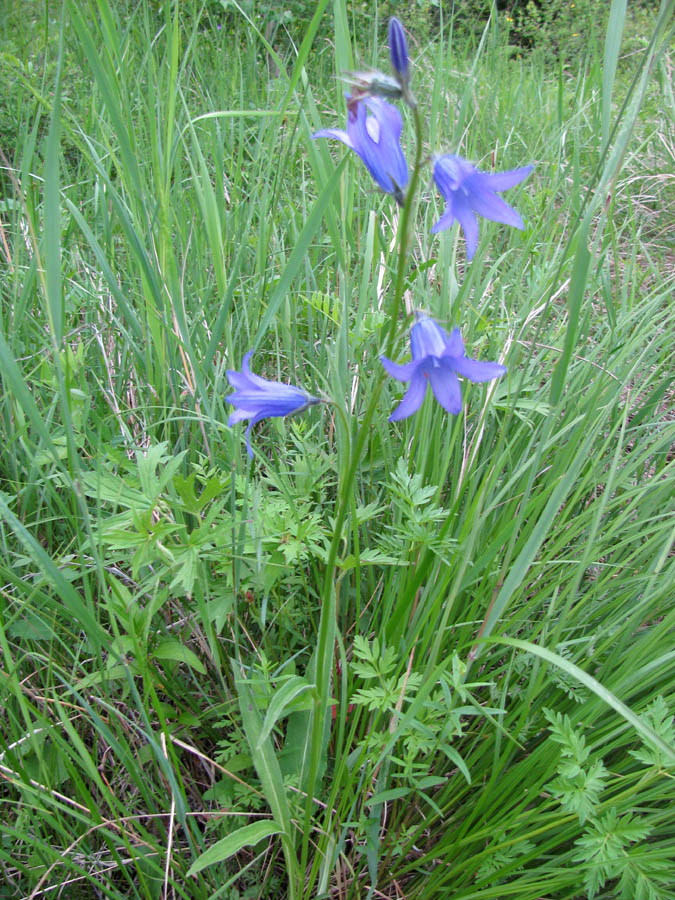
(299, 97), (426, 892)
(385, 101), (424, 356)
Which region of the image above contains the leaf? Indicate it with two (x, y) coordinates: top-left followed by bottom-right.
(233, 665), (293, 846)
(0, 494), (106, 649)
(478, 443), (603, 653)
(440, 744), (471, 785)
(44, 20), (63, 344)
(601, 0), (628, 151)
(549, 214), (591, 407)
(257, 677), (316, 749)
(495, 639), (675, 765)
(252, 158), (347, 347)
(153, 640), (206, 675)
(186, 820), (281, 877)
(630, 695), (675, 768)
(366, 787), (412, 806)
(338, 549), (407, 571)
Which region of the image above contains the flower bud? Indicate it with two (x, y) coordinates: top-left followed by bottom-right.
(388, 17), (409, 85)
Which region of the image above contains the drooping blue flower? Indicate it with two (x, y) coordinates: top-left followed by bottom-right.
(227, 352), (321, 458)
(432, 155), (533, 259)
(381, 316), (506, 421)
(313, 95), (409, 205)
(388, 17), (409, 86)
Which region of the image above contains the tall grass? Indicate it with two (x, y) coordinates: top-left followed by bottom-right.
(0, 0), (673, 898)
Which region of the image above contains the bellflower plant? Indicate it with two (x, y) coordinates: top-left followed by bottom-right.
(432, 154), (533, 259)
(381, 316), (507, 420)
(210, 14), (543, 895)
(227, 352), (321, 458)
(313, 95), (409, 205)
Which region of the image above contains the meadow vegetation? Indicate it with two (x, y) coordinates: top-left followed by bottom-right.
(0, 1), (673, 898)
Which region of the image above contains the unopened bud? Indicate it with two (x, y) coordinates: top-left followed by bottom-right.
(388, 18), (409, 86)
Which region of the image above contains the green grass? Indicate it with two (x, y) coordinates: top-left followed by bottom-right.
(0, 0), (674, 898)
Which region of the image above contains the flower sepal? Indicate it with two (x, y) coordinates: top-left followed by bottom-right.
(341, 71), (403, 102)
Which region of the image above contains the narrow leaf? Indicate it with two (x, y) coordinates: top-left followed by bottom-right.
(602, 0), (627, 151)
(44, 18), (64, 344)
(491, 638), (675, 765)
(0, 494), (106, 649)
(253, 159), (347, 347)
(549, 217), (591, 407)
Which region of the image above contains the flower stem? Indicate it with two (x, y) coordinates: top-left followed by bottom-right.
(385, 101), (424, 356)
(300, 100), (426, 890)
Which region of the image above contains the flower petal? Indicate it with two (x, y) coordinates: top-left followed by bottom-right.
(364, 96), (403, 140)
(380, 355), (418, 382)
(451, 355), (507, 383)
(428, 362), (463, 414)
(312, 128), (354, 149)
(410, 317), (448, 360)
(466, 181), (524, 229)
(227, 407), (254, 426)
(388, 17), (409, 82)
(471, 165), (533, 192)
(443, 327), (465, 358)
(232, 389), (307, 418)
(244, 415), (265, 459)
(433, 155), (476, 197)
(241, 351), (278, 389)
(388, 367), (428, 421)
(452, 191), (480, 259)
(431, 207), (455, 234)
(227, 369), (255, 390)
(351, 99), (408, 196)
(226, 353), (320, 458)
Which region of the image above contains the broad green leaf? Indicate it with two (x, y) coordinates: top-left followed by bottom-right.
(257, 677), (316, 750)
(234, 665), (294, 849)
(153, 640), (207, 675)
(186, 820), (281, 877)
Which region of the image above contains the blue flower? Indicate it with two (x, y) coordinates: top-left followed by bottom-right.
(432, 155), (533, 259)
(381, 316), (507, 421)
(388, 17), (409, 86)
(313, 95), (409, 205)
(227, 352), (321, 458)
